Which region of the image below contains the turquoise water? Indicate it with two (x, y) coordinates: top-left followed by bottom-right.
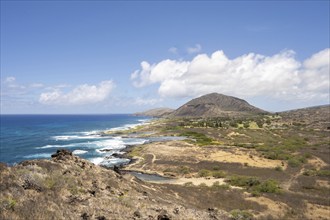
(0, 114), (150, 166)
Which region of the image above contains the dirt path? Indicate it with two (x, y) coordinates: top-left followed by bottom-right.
(282, 167), (305, 191)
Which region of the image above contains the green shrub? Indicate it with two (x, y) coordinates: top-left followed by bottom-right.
(180, 131), (214, 146)
(275, 166), (283, 171)
(317, 170), (330, 177)
(255, 179), (281, 194)
(227, 176), (281, 195)
(178, 166), (191, 174)
(303, 169), (315, 176)
(303, 169), (330, 177)
(303, 152), (312, 159)
(288, 158), (302, 167)
(212, 170), (226, 178)
(243, 122), (250, 128)
(212, 181), (230, 190)
(198, 169), (212, 177)
(227, 175), (260, 187)
(1, 197), (17, 210)
(230, 209), (253, 220)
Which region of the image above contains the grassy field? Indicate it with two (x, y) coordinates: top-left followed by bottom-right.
(123, 108), (330, 219)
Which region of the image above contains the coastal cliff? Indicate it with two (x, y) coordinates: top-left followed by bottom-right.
(0, 149), (229, 220)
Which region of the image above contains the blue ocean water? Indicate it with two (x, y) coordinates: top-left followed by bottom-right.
(0, 114), (150, 166)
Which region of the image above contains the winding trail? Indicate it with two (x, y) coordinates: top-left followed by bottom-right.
(282, 167), (305, 191)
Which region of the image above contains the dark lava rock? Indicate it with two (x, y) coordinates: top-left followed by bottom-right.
(134, 210), (142, 218)
(51, 149), (73, 161)
(22, 179), (43, 192)
(157, 210), (171, 220)
(112, 153), (124, 158)
(81, 212), (90, 220)
(99, 149), (112, 152)
(113, 165), (121, 175)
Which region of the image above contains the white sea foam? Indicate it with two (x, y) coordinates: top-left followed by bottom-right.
(52, 134), (104, 141)
(23, 153), (52, 159)
(36, 143), (77, 149)
(100, 158), (130, 167)
(78, 130), (100, 135)
(72, 150), (88, 155)
(96, 148), (116, 154)
(90, 157), (129, 167)
(90, 157), (104, 165)
(37, 137), (141, 151)
(98, 139), (126, 148)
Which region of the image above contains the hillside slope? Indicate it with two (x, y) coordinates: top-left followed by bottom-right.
(0, 150), (228, 220)
(279, 104), (330, 130)
(171, 93), (267, 117)
(134, 108), (174, 117)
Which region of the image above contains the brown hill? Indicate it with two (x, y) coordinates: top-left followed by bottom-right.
(171, 93), (267, 117)
(279, 105), (330, 130)
(134, 107), (174, 117)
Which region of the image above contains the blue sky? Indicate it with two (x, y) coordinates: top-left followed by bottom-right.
(1, 1), (329, 114)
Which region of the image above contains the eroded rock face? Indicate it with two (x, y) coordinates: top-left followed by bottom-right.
(0, 150), (229, 220)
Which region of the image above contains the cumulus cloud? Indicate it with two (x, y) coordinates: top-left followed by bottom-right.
(131, 48), (329, 101)
(131, 60), (189, 88)
(39, 80), (115, 105)
(187, 44), (202, 54)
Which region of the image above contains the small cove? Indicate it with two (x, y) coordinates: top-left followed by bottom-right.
(126, 171), (175, 183)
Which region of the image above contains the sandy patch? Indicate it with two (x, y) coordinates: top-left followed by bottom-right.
(305, 203), (330, 220)
(129, 140), (287, 170)
(308, 157), (327, 169)
(246, 196), (289, 219)
(316, 180), (330, 188)
(170, 177), (227, 187)
(227, 132), (250, 138)
(207, 149), (286, 169)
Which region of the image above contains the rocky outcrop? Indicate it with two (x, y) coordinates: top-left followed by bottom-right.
(0, 150), (229, 220)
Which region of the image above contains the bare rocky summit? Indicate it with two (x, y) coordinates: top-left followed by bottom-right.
(171, 93), (267, 117)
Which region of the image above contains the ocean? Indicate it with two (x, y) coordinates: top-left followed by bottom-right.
(0, 114), (151, 166)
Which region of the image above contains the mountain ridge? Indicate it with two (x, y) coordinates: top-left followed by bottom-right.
(133, 107), (174, 117)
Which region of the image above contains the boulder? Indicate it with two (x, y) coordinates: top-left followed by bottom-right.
(51, 149), (73, 161)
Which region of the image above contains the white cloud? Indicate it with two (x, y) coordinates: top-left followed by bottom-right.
(132, 60), (189, 88)
(30, 83), (44, 88)
(187, 44), (202, 54)
(4, 76), (16, 83)
(131, 48), (329, 102)
(39, 80), (115, 105)
(168, 47), (178, 54)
